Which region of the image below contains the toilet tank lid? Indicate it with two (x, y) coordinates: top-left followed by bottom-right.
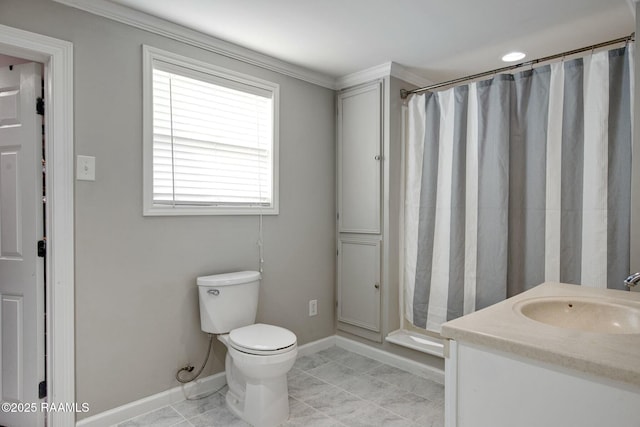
(197, 271), (261, 287)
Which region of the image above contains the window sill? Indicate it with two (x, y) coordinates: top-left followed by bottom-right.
(143, 205), (279, 216)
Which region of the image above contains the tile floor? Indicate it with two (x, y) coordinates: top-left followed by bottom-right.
(118, 346), (444, 427)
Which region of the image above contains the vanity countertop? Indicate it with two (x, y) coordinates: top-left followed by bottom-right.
(440, 282), (640, 387)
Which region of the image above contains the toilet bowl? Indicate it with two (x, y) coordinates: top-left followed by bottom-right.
(196, 271), (298, 427)
(218, 324), (297, 426)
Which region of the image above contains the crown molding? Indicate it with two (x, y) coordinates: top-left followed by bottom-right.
(335, 62), (392, 90)
(335, 61), (433, 90)
(52, 0), (336, 89)
(389, 63), (434, 88)
(52, 0), (437, 92)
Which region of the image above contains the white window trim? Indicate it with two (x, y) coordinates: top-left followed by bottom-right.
(142, 45), (280, 216)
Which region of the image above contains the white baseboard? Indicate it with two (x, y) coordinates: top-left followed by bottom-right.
(296, 335), (336, 357)
(76, 371), (226, 427)
(335, 335), (445, 385)
(76, 334), (443, 426)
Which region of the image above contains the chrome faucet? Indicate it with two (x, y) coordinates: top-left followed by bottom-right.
(623, 272), (640, 288)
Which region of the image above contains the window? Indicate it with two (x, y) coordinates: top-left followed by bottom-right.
(143, 46), (279, 215)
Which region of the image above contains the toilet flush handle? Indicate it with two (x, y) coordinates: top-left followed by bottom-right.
(208, 289), (220, 296)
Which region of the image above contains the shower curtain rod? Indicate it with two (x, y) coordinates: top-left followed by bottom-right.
(400, 33), (635, 99)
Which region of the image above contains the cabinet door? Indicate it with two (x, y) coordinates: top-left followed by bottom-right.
(448, 341), (640, 427)
(337, 81), (382, 234)
(337, 236), (381, 332)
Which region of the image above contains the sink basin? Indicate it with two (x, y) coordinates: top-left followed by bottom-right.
(514, 296), (640, 334)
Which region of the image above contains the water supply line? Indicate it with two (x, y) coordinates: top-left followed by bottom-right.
(258, 213), (264, 273)
(176, 334), (214, 383)
(175, 334), (223, 400)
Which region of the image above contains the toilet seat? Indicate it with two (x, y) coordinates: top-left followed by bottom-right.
(229, 323), (296, 355)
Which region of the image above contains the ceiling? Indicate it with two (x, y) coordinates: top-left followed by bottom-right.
(109, 0), (634, 84)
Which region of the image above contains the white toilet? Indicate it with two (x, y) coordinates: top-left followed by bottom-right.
(197, 271), (298, 427)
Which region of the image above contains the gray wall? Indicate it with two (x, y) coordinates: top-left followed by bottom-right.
(0, 0), (336, 417)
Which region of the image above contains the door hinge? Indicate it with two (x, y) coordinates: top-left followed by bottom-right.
(38, 381), (47, 399)
(37, 240), (46, 257)
(36, 97), (44, 115)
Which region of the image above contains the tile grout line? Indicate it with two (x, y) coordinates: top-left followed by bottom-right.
(179, 390), (229, 425)
(296, 350), (445, 423)
(118, 348), (443, 426)
(293, 358), (416, 424)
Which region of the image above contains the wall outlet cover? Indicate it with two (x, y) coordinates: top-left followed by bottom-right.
(309, 299), (318, 316)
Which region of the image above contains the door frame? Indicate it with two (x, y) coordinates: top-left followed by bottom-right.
(0, 24), (75, 426)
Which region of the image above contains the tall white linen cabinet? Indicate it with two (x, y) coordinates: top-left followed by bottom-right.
(336, 80), (384, 341)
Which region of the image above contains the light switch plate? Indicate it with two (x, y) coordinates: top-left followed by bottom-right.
(77, 155), (95, 181)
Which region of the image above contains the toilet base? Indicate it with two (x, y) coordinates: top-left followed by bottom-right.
(218, 334), (296, 427)
(225, 376), (290, 427)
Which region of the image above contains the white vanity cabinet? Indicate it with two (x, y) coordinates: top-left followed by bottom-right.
(441, 283), (640, 427)
(445, 340), (640, 427)
(336, 80), (383, 341)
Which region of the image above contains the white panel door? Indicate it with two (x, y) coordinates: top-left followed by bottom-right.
(337, 81), (382, 234)
(337, 235), (381, 332)
(0, 62), (44, 427)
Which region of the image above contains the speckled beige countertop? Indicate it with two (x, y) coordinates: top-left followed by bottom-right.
(441, 282), (640, 388)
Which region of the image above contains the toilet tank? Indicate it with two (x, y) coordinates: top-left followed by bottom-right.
(197, 271), (260, 334)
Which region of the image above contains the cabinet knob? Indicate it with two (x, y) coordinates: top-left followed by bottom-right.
(374, 283), (380, 289)
(374, 155), (381, 160)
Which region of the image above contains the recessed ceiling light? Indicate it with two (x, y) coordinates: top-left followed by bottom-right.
(502, 51), (526, 62)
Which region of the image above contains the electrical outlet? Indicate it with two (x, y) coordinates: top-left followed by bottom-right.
(309, 299), (318, 316)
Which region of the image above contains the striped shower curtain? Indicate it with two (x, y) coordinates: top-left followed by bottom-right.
(404, 46), (633, 333)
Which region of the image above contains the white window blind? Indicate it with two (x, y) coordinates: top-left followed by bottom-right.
(148, 55), (277, 214)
